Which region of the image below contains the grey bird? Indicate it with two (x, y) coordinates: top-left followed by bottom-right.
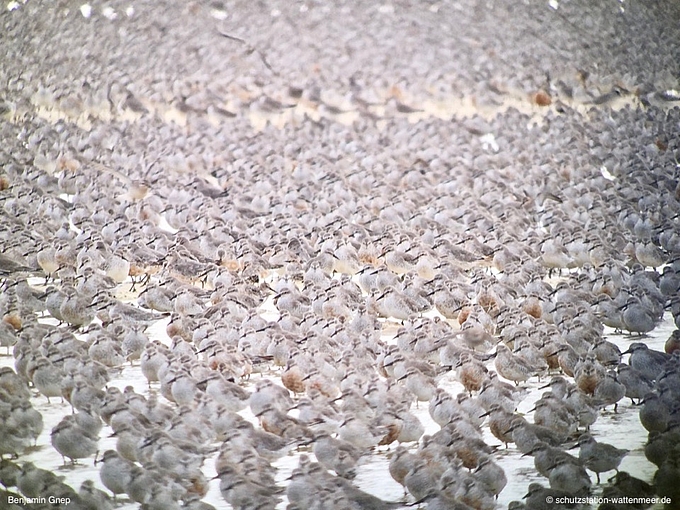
(620, 297), (660, 335)
(312, 430), (364, 479)
(522, 482), (576, 510)
(97, 450), (135, 500)
(494, 343), (539, 385)
(639, 392), (671, 433)
(593, 370), (626, 412)
(78, 479), (115, 510)
(547, 456), (592, 496)
(576, 433), (629, 483)
(601, 471), (655, 503)
(0, 253), (39, 277)
(622, 342), (671, 382)
(653, 453), (680, 504)
(50, 414), (98, 465)
(330, 476), (408, 510)
(616, 363), (653, 404)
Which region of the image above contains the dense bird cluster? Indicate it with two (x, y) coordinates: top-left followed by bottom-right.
(2, 0), (680, 509)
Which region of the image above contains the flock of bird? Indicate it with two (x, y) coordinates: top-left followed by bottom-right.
(2, 0), (680, 509)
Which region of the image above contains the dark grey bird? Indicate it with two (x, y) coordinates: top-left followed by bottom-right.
(639, 392), (671, 433)
(622, 342), (671, 382)
(601, 470), (655, 503)
(615, 363), (653, 405)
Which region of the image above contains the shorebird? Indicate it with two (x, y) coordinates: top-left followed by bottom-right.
(639, 392), (671, 433)
(197, 371), (249, 412)
(51, 414), (98, 465)
(653, 453), (680, 504)
(59, 286), (95, 328)
(16, 462), (64, 499)
(601, 470), (656, 503)
(665, 329), (680, 354)
(620, 296), (661, 335)
(79, 479), (115, 510)
(311, 430), (364, 479)
(454, 352), (489, 394)
(523, 442), (581, 479)
(97, 450), (135, 500)
(574, 353), (606, 395)
(371, 286), (423, 321)
(494, 343), (539, 385)
(0, 253), (39, 278)
(593, 370), (626, 412)
(576, 433), (629, 483)
(622, 342), (671, 381)
(508, 417), (565, 454)
(338, 413), (391, 450)
(547, 456), (592, 496)
(215, 464), (283, 510)
(531, 395), (579, 438)
(480, 403), (516, 447)
(397, 366), (437, 404)
(31, 357), (63, 403)
(616, 363), (653, 404)
(473, 455), (507, 499)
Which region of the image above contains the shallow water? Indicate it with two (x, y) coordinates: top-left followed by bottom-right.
(2, 283), (673, 510)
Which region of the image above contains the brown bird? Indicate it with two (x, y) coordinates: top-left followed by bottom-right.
(455, 352), (489, 394)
